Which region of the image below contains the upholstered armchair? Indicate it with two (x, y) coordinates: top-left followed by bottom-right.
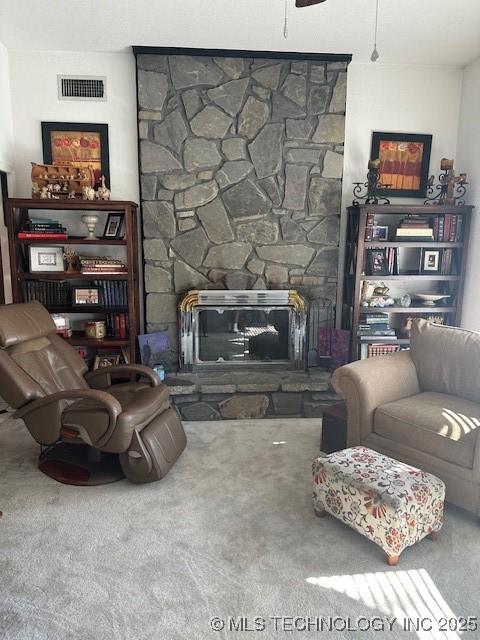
(0, 301), (186, 484)
(332, 319), (480, 515)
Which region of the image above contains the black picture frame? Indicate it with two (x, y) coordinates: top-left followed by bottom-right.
(420, 248), (442, 275)
(41, 122), (110, 189)
(370, 132), (432, 198)
(366, 248), (389, 276)
(103, 213), (124, 239)
(72, 286), (101, 307)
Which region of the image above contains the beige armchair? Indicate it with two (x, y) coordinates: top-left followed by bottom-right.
(332, 319), (480, 515)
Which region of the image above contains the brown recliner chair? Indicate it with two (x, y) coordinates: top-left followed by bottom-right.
(0, 301), (186, 484)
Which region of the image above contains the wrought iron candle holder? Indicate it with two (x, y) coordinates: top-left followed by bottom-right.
(424, 163), (468, 206)
(352, 161), (391, 205)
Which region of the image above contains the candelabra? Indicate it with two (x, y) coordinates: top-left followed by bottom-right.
(352, 160), (391, 205)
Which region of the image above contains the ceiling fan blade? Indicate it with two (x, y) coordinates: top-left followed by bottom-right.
(295, 0), (327, 6)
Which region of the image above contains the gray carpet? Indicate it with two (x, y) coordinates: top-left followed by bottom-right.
(1, 414), (479, 640)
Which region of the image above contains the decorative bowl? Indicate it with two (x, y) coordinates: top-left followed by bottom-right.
(415, 294), (450, 306)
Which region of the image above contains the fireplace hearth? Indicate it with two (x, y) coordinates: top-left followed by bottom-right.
(179, 289), (307, 371)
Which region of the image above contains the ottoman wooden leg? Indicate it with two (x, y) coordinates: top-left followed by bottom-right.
(314, 507), (327, 518)
(387, 554), (399, 566)
(428, 531), (439, 541)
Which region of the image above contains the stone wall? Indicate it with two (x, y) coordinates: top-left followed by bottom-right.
(136, 52), (348, 369)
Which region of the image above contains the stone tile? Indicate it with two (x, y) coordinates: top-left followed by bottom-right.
(286, 118), (315, 140)
(223, 179), (271, 219)
(272, 392), (303, 415)
(282, 74), (307, 107)
(197, 197), (234, 244)
(213, 57), (245, 79)
(219, 395), (269, 419)
(174, 260), (209, 292)
(146, 293), (178, 324)
(236, 219), (279, 244)
(207, 78), (249, 117)
(248, 123), (284, 179)
(137, 55), (168, 73)
(265, 264), (289, 285)
(182, 89), (202, 120)
(143, 238), (168, 261)
(225, 272), (252, 290)
(171, 227), (209, 268)
(312, 115), (345, 144)
(238, 97), (269, 140)
(143, 201), (176, 238)
(330, 72), (347, 113)
(308, 85), (331, 115)
(144, 264), (172, 293)
(181, 402), (221, 421)
(170, 56), (223, 89)
(283, 164), (309, 210)
(252, 64), (282, 89)
(280, 217), (305, 242)
(204, 242), (252, 270)
(140, 175), (156, 200)
(306, 247), (339, 276)
(286, 148), (321, 164)
(322, 150), (344, 178)
(200, 384), (237, 394)
(137, 70), (168, 111)
(258, 177), (282, 207)
(184, 138), (222, 172)
(272, 93), (305, 120)
(191, 106), (233, 138)
(307, 216), (340, 244)
(158, 173), (196, 190)
(308, 177), (342, 216)
(153, 110), (188, 154)
(183, 181), (219, 208)
(140, 141), (183, 174)
(222, 137), (247, 160)
(216, 161), (254, 189)
(247, 258), (265, 275)
(256, 244), (314, 267)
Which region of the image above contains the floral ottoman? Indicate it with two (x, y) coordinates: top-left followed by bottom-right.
(312, 446), (445, 565)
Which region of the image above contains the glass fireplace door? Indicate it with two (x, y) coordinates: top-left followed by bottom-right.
(196, 307), (290, 364)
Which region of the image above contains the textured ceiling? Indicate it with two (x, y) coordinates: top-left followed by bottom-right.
(1, 0), (479, 66)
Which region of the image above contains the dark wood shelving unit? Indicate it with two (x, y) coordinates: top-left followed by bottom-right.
(343, 203), (474, 361)
(5, 198), (140, 364)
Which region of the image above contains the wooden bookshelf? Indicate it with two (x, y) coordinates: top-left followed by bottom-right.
(5, 198), (140, 365)
(342, 203), (474, 361)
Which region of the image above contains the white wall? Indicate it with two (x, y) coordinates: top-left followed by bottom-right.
(8, 50), (139, 202)
(0, 41), (14, 172)
(456, 57), (480, 331)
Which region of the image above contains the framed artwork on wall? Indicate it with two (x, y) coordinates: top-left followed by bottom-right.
(370, 132), (432, 198)
(41, 122), (110, 189)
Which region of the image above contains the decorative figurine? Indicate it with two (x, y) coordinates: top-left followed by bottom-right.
(353, 158), (392, 205)
(68, 191), (76, 199)
(399, 293), (411, 308)
(32, 182), (40, 197)
(425, 159), (468, 205)
(40, 186), (50, 199)
(82, 186), (96, 201)
(63, 249), (78, 273)
(97, 175), (111, 200)
(81, 214), (100, 239)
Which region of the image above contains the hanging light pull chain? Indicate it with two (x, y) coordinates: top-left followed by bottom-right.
(284, 0), (289, 38)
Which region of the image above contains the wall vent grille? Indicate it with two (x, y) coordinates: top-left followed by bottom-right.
(57, 76), (107, 101)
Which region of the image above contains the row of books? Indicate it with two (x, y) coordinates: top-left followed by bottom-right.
(358, 312), (397, 340)
(22, 279), (128, 308)
(432, 214), (463, 242)
(19, 216), (67, 240)
(395, 215), (433, 241)
(105, 313), (129, 339)
(79, 256), (127, 275)
(22, 280), (71, 306)
(93, 280), (128, 307)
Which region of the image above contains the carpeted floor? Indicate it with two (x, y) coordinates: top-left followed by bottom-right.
(1, 414), (479, 640)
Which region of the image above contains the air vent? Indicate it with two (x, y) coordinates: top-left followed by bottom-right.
(57, 76), (107, 101)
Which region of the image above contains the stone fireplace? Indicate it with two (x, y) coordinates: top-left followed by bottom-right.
(134, 47), (349, 373)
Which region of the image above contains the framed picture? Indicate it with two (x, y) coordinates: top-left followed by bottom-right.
(93, 354), (121, 370)
(371, 132), (432, 198)
(372, 225), (389, 241)
(420, 249), (442, 274)
(138, 331), (171, 368)
(366, 248), (389, 276)
(29, 246), (64, 272)
(72, 286), (101, 306)
(41, 122), (110, 189)
(103, 213), (124, 239)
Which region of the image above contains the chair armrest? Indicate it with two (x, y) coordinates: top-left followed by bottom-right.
(332, 351), (420, 447)
(85, 364), (160, 389)
(14, 389), (122, 433)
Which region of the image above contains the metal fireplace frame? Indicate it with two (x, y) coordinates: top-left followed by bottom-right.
(179, 290), (307, 372)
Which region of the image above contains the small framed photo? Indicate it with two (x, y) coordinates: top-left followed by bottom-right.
(372, 225), (389, 241)
(72, 286), (101, 306)
(103, 213), (124, 239)
(420, 249), (442, 274)
(29, 246), (64, 272)
(366, 248), (389, 276)
(93, 354), (121, 370)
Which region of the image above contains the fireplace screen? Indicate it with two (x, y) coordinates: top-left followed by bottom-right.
(198, 308), (290, 363)
(179, 290), (307, 371)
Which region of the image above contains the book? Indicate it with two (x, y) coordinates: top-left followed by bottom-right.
(18, 232), (68, 240)
(395, 228), (434, 237)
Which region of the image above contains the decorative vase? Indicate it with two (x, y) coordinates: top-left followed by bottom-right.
(82, 214), (99, 240)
